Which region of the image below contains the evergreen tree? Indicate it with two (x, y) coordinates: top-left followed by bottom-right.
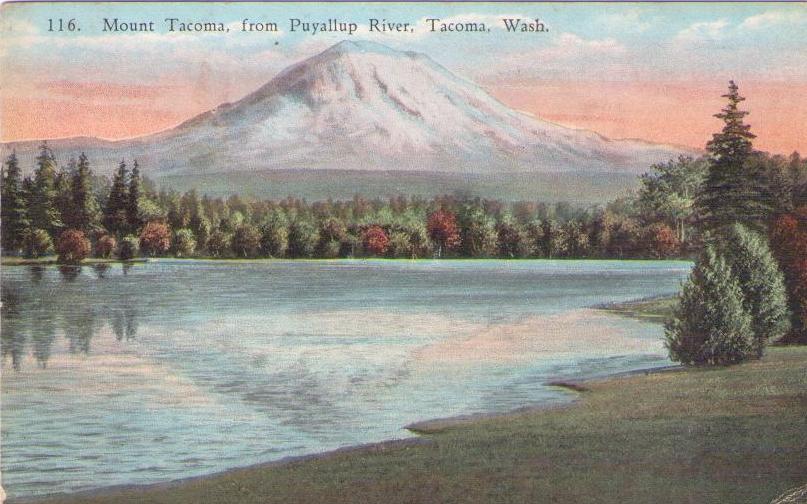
(1, 152), (30, 253)
(719, 224), (790, 356)
(665, 246), (754, 365)
(104, 160), (129, 236)
(67, 153), (100, 233)
(127, 160), (142, 232)
(696, 81), (771, 231)
(29, 142), (62, 235)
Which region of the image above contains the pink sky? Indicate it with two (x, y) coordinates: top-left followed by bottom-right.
(2, 78), (805, 155)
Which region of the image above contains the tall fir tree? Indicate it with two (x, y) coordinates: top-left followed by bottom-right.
(67, 153), (100, 233)
(696, 81), (772, 231)
(1, 152), (30, 253)
(127, 160), (142, 232)
(104, 160), (129, 236)
(29, 142), (62, 236)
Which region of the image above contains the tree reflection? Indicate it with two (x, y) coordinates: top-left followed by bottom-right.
(92, 264), (110, 279)
(1, 291), (27, 371)
(2, 266), (142, 370)
(63, 307), (99, 355)
(28, 265), (45, 283)
(58, 265), (82, 281)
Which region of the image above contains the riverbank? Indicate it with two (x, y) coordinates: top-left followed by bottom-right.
(596, 295), (678, 322)
(17, 346), (807, 504)
(0, 256), (149, 266)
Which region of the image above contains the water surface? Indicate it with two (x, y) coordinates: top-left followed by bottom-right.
(1, 259), (690, 498)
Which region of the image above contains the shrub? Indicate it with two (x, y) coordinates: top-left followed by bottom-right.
(427, 209), (460, 258)
(769, 210), (807, 344)
(665, 246), (754, 365)
(287, 220), (319, 258)
(231, 224), (260, 258)
(23, 228), (53, 258)
(387, 230), (413, 258)
(206, 231), (231, 258)
(94, 234), (116, 258)
(719, 224), (790, 356)
(173, 228), (197, 257)
(118, 235), (140, 260)
(260, 221), (288, 258)
(362, 225), (389, 256)
(56, 229), (91, 264)
(139, 221), (171, 256)
(642, 223), (680, 259)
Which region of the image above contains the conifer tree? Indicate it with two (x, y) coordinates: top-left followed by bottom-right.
(127, 160), (142, 232)
(696, 81), (772, 231)
(29, 142), (62, 235)
(1, 152), (30, 253)
(104, 160), (129, 236)
(719, 224), (790, 356)
(69, 153), (100, 233)
(665, 246), (754, 365)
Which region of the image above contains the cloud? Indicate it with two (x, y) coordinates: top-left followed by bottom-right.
(740, 10), (807, 30)
(471, 32), (627, 81)
(674, 19), (729, 44)
(599, 8), (655, 33)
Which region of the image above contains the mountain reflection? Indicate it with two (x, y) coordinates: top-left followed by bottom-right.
(1, 266), (141, 371)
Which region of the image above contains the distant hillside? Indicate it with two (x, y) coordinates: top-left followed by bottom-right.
(154, 170), (639, 204)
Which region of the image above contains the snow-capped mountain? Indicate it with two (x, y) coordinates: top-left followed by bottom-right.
(3, 40), (690, 177)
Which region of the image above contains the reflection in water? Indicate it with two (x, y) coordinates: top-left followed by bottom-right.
(1, 267), (140, 370)
(58, 265), (82, 281)
(28, 265), (45, 283)
(92, 263), (110, 279)
(1, 291), (26, 371)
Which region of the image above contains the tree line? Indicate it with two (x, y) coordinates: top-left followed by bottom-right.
(1, 152), (757, 264)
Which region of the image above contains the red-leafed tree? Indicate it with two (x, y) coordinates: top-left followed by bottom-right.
(56, 229), (91, 264)
(94, 234), (117, 259)
(643, 223), (680, 258)
(427, 209), (460, 258)
(362, 225), (389, 256)
(139, 221), (171, 257)
(769, 208), (807, 343)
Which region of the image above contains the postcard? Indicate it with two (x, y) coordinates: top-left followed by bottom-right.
(1, 2), (805, 503)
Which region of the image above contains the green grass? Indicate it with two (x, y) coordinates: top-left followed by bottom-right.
(23, 347), (807, 504)
(598, 296), (679, 323)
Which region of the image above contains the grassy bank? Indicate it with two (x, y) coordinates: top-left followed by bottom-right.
(21, 346), (807, 504)
(597, 295), (679, 323)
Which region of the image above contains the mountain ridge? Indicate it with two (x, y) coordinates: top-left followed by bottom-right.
(1, 40), (693, 179)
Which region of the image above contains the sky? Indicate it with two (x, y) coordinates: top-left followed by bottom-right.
(1, 2), (806, 154)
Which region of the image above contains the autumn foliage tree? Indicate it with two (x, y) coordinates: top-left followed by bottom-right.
(94, 235), (117, 259)
(769, 209), (807, 343)
(362, 225), (389, 256)
(56, 229), (91, 264)
(427, 209), (460, 258)
(139, 221), (171, 256)
(643, 223), (680, 258)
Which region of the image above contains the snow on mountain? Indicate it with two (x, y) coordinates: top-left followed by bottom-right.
(2, 40), (691, 176)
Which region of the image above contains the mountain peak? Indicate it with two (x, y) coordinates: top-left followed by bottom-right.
(323, 40), (410, 57)
(2, 41), (691, 178)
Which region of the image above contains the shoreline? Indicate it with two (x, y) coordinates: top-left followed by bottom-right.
(6, 347), (805, 503)
(1, 256), (694, 267)
(9, 363), (681, 504)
